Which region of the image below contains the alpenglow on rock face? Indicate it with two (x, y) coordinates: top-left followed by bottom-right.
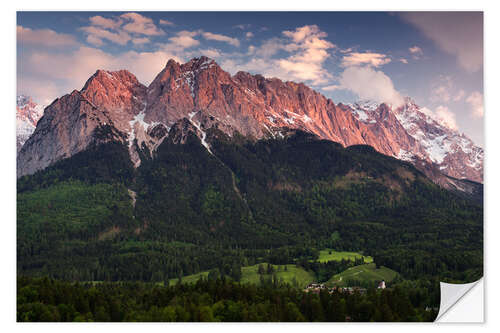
(17, 56), (483, 184)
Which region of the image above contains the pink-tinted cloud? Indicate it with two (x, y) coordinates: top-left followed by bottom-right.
(18, 46), (181, 104)
(17, 26), (77, 47)
(132, 37), (150, 45)
(430, 75), (453, 103)
(453, 89), (465, 102)
(341, 52), (391, 67)
(399, 58), (409, 64)
(408, 45), (423, 59)
(400, 12), (483, 72)
(89, 15), (122, 30)
(120, 12), (165, 36)
(80, 26), (131, 46)
(466, 91), (484, 118)
(159, 19), (175, 26)
(165, 30), (200, 50)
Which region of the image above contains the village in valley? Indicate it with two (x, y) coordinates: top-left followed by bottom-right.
(304, 280), (386, 295)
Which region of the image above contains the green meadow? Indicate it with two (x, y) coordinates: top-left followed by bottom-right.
(326, 263), (398, 288)
(169, 263), (315, 288)
(317, 249), (373, 263)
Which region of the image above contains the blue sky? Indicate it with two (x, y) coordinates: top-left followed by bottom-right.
(17, 11), (484, 146)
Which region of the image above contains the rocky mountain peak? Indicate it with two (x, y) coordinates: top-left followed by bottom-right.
(17, 56), (484, 186)
(16, 95), (45, 152)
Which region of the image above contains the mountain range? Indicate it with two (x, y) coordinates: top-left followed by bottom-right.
(17, 56), (483, 189)
(16, 95), (44, 152)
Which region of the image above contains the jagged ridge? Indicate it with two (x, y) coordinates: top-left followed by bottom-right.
(17, 56), (483, 187)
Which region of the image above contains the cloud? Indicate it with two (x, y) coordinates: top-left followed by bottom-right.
(399, 58), (408, 64)
(81, 13), (165, 46)
(80, 26), (131, 46)
(277, 25), (336, 84)
(434, 105), (458, 130)
(341, 52), (391, 67)
(17, 25), (77, 47)
(234, 24), (251, 30)
(321, 85), (341, 91)
(18, 46), (181, 104)
(120, 12), (165, 36)
(201, 31), (240, 47)
(400, 12), (483, 72)
(219, 25), (335, 85)
(337, 66), (404, 106)
(165, 30), (200, 50)
(408, 45), (423, 59)
(340, 47), (353, 54)
(89, 15), (122, 30)
(132, 37), (150, 45)
(453, 89), (465, 102)
(430, 75), (453, 103)
(198, 48), (222, 59)
(466, 91), (484, 118)
(246, 32), (254, 39)
(159, 19), (174, 26)
(422, 105), (458, 130)
(283, 25), (327, 43)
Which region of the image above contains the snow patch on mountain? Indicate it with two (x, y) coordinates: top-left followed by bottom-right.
(17, 95), (45, 151)
(188, 111), (212, 154)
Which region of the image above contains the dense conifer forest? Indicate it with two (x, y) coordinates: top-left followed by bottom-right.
(17, 131), (483, 321)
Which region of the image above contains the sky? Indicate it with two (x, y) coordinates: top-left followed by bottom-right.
(16, 11), (484, 146)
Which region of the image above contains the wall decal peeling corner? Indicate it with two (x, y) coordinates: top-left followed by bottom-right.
(435, 278), (484, 323)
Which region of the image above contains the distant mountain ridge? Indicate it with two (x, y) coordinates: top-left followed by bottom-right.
(17, 56), (483, 187)
(16, 95), (44, 152)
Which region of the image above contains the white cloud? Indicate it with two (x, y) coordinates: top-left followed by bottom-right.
(17, 26), (77, 47)
(120, 12), (165, 36)
(198, 48), (222, 59)
(321, 85), (341, 91)
(434, 105), (458, 130)
(421, 105), (458, 130)
(400, 12), (483, 72)
(466, 91), (484, 118)
(399, 58), (408, 64)
(234, 24), (251, 30)
(337, 66), (404, 106)
(341, 52), (391, 67)
(201, 31), (240, 47)
(246, 32), (254, 39)
(340, 47), (353, 54)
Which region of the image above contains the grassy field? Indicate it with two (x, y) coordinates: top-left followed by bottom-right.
(240, 263), (315, 287)
(168, 263), (315, 288)
(326, 263), (398, 288)
(317, 249), (373, 263)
